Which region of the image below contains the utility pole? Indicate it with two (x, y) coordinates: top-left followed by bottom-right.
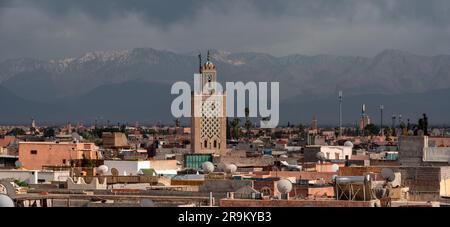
(338, 91), (343, 138)
(380, 105), (384, 136)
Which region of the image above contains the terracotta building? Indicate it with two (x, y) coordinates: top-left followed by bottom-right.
(102, 132), (129, 149)
(18, 141), (100, 170)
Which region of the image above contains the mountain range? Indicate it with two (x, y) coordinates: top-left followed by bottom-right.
(1, 48), (450, 125)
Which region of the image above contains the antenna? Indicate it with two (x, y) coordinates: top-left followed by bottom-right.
(198, 51), (202, 73)
(391, 115), (396, 129)
(338, 91), (343, 137)
(380, 105), (384, 136)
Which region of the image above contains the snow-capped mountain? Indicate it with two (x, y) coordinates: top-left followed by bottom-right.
(1, 48), (450, 124)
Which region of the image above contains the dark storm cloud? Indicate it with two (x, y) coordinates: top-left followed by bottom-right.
(16, 0), (450, 26)
(25, 0), (211, 26)
(2, 0), (450, 60)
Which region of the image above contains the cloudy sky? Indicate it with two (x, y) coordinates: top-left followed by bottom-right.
(1, 0), (450, 61)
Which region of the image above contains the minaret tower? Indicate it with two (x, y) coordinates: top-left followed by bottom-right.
(191, 50), (227, 154)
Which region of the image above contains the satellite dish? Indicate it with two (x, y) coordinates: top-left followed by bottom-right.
(14, 161), (23, 168)
(316, 152), (326, 161)
(141, 199), (155, 207)
(111, 168), (119, 176)
(218, 163), (227, 171)
(0, 194), (14, 207)
(224, 164), (237, 174)
(381, 168), (395, 182)
(331, 164), (339, 172)
(276, 179), (293, 194)
(201, 162), (215, 174)
(344, 141), (354, 148)
(97, 165), (109, 175)
(73, 168), (81, 176)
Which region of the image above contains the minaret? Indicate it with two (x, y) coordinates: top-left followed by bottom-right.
(191, 50), (227, 155)
(31, 118), (36, 128)
(311, 115), (318, 130)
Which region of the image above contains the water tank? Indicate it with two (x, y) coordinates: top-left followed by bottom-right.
(276, 179), (293, 194)
(97, 165), (109, 175)
(334, 175), (370, 184)
(224, 164), (237, 174)
(201, 162), (215, 173)
(0, 194), (14, 207)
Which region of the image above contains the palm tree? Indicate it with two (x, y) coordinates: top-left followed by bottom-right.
(230, 118), (241, 139)
(174, 118), (181, 128)
(244, 107), (252, 138)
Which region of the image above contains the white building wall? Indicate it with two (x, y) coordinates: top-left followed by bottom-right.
(103, 160), (150, 176)
(0, 170), (38, 184)
(320, 146), (352, 160)
(38, 171), (70, 182)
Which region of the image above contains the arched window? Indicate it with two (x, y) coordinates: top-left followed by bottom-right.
(214, 140), (217, 148)
(204, 140), (208, 148)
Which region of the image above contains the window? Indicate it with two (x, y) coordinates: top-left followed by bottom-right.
(204, 140), (208, 148)
(30, 150), (37, 155)
(62, 159), (67, 164)
(335, 153), (340, 159)
(213, 140), (217, 148)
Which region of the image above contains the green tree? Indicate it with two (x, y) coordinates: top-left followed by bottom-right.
(244, 107), (252, 137)
(364, 124), (380, 136)
(43, 127), (56, 138)
(7, 128), (25, 136)
(297, 124), (306, 140)
(230, 118), (241, 139)
(226, 118), (231, 140)
(174, 118), (181, 128)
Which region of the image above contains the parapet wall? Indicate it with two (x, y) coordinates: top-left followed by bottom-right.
(219, 199), (377, 207)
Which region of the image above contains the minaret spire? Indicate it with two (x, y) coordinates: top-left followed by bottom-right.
(207, 50), (211, 62)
